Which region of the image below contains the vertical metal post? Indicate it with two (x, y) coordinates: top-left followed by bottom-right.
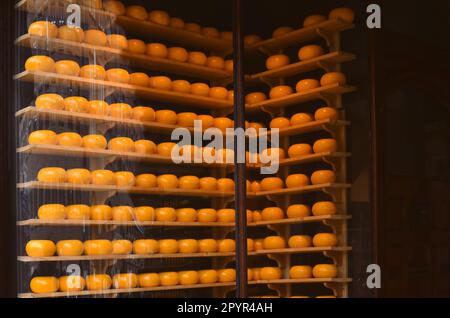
(232, 0), (248, 298)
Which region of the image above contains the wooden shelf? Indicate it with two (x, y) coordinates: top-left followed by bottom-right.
(17, 182), (234, 198)
(257, 119), (349, 138)
(249, 152), (350, 169)
(17, 215), (351, 227)
(14, 71), (233, 110)
(248, 52), (356, 82)
(18, 278), (351, 298)
(246, 19), (354, 53)
(246, 84), (356, 112)
(249, 183), (350, 198)
(16, 34), (233, 82)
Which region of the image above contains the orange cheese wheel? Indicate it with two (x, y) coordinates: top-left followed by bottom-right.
(159, 272), (179, 286)
(84, 30), (107, 46)
(57, 132), (83, 147)
(91, 170), (115, 185)
(58, 25), (84, 42)
(172, 80), (192, 94)
(217, 209), (235, 223)
(198, 270), (218, 284)
(250, 181), (261, 193)
(170, 17), (185, 29)
(247, 238), (255, 252)
(312, 201), (337, 216)
(80, 65), (106, 80)
(157, 142), (176, 157)
(30, 277), (59, 294)
(25, 55), (55, 73)
(272, 26), (294, 38)
(313, 264), (338, 278)
(84, 240), (113, 255)
(56, 240), (84, 256)
(148, 10), (170, 25)
(109, 103), (132, 119)
(63, 96), (88, 112)
(178, 239), (198, 253)
(260, 177), (284, 191)
(177, 112), (197, 126)
(252, 211), (262, 222)
(59, 276), (85, 292)
(313, 233), (338, 247)
(86, 100), (109, 115)
(103, 1), (126, 15)
(286, 174), (310, 188)
(217, 178), (235, 192)
(260, 267), (282, 280)
(329, 7), (355, 23)
(149, 76), (172, 91)
(36, 93), (64, 110)
(113, 273), (138, 289)
(286, 204), (310, 218)
(290, 113), (313, 126)
(106, 34), (128, 50)
(320, 72), (347, 86)
(133, 239), (159, 254)
(290, 266), (313, 279)
(86, 274), (112, 291)
(311, 170), (336, 185)
(128, 72), (149, 87)
(90, 205), (113, 221)
(155, 207), (176, 222)
(146, 43), (168, 58)
(108, 137), (135, 152)
(25, 240), (56, 257)
(269, 117), (290, 129)
(106, 68), (130, 84)
(248, 122), (264, 130)
(244, 35), (262, 46)
(298, 45), (324, 61)
(114, 172), (136, 187)
(202, 27), (220, 38)
(185, 23), (202, 34)
(191, 83), (210, 96)
(111, 240), (133, 255)
(37, 167), (66, 183)
(315, 107), (339, 121)
(168, 47), (188, 62)
(134, 140), (157, 155)
(296, 79), (320, 93)
(260, 148), (285, 161)
(261, 207), (284, 220)
(28, 130), (58, 145)
(66, 168), (92, 184)
(288, 235), (312, 249)
(209, 87), (228, 100)
(65, 205), (90, 220)
(132, 106), (155, 122)
(188, 51), (207, 65)
(138, 273), (160, 287)
(254, 240), (264, 251)
(313, 138), (338, 153)
(134, 206), (155, 222)
(197, 209), (217, 223)
(224, 59), (233, 72)
(38, 204), (65, 220)
(179, 176), (200, 190)
(179, 271), (199, 285)
(127, 39), (146, 54)
(28, 21), (58, 38)
(269, 85), (293, 99)
(126, 5), (148, 20)
(176, 208), (197, 222)
(213, 117), (233, 132)
(288, 144), (312, 158)
(198, 239), (217, 253)
(218, 269), (236, 283)
(303, 15), (327, 28)
(263, 236), (286, 249)
(82, 134), (107, 149)
(207, 56), (225, 69)
(266, 54), (290, 70)
(198, 177), (217, 191)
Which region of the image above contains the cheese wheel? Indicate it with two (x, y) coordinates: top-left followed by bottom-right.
(202, 27), (220, 38)
(159, 239), (178, 254)
(127, 39), (146, 54)
(254, 240), (264, 251)
(159, 272), (179, 286)
(138, 273), (160, 287)
(286, 204), (310, 218)
(179, 176), (200, 190)
(30, 277), (59, 294)
(179, 271), (199, 285)
(260, 267), (282, 280)
(149, 76), (172, 91)
(126, 5), (148, 20)
(177, 112), (197, 127)
(250, 181), (261, 193)
(28, 21), (58, 38)
(64, 96), (88, 113)
(286, 174), (309, 188)
(313, 264), (338, 278)
(197, 209), (217, 223)
(133, 172), (156, 189)
(178, 239), (198, 254)
(188, 51), (207, 65)
(273, 26), (294, 38)
(320, 72), (347, 86)
(155, 207), (176, 222)
(109, 103), (132, 119)
(207, 56), (225, 69)
(176, 208), (197, 222)
(303, 15), (327, 28)
(38, 204), (65, 220)
(90, 205), (113, 221)
(108, 137), (135, 152)
(290, 266), (313, 279)
(56, 240), (84, 256)
(221, 31), (233, 41)
(314, 107), (339, 122)
(28, 130), (58, 145)
(146, 43), (168, 58)
(84, 240), (112, 255)
(288, 144), (312, 158)
(168, 47), (189, 62)
(132, 106), (155, 122)
(170, 17), (185, 29)
(213, 117), (233, 132)
(185, 23), (202, 33)
(172, 80), (192, 94)
(296, 79), (320, 92)
(313, 233), (338, 247)
(111, 240), (133, 255)
(311, 170), (336, 185)
(313, 138), (338, 153)
(224, 60), (233, 72)
(263, 236), (286, 249)
(91, 170), (115, 185)
(135, 140), (157, 155)
(106, 68), (130, 84)
(197, 177), (216, 191)
(114, 172), (136, 187)
(103, 1), (126, 15)
(80, 65), (106, 80)
(37, 167), (66, 183)
(218, 269), (236, 283)
(290, 113), (313, 126)
(106, 34), (128, 50)
(191, 83), (210, 96)
(269, 85), (293, 99)
(261, 207), (284, 220)
(157, 174), (178, 189)
(36, 93), (64, 110)
(25, 55), (55, 73)
(312, 201), (337, 216)
(217, 209), (235, 223)
(298, 45), (324, 61)
(133, 239), (159, 254)
(198, 270), (218, 284)
(82, 134), (107, 149)
(85, 274), (112, 291)
(86, 100), (109, 115)
(209, 87), (228, 100)
(58, 25), (84, 42)
(113, 273), (138, 289)
(66, 168), (91, 184)
(148, 10), (170, 25)
(25, 240), (56, 257)
(260, 148), (285, 162)
(266, 54), (290, 70)
(59, 276), (85, 292)
(133, 206), (155, 222)
(288, 235), (312, 249)
(157, 142), (176, 157)
(329, 8), (355, 23)
(245, 92), (267, 105)
(217, 178), (234, 192)
(244, 35), (262, 46)
(260, 177), (284, 191)
(84, 30), (107, 46)
(65, 205), (90, 220)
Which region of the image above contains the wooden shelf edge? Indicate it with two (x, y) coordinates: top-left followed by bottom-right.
(248, 183), (351, 198)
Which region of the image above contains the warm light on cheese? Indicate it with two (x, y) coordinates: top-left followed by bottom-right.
(37, 167), (66, 183)
(90, 205), (113, 221)
(155, 110), (177, 125)
(197, 209), (217, 223)
(244, 35), (262, 46)
(314, 107), (339, 122)
(217, 178), (235, 192)
(114, 171), (136, 187)
(260, 177), (284, 191)
(57, 132), (83, 147)
(296, 79), (320, 93)
(177, 112), (197, 127)
(188, 51), (207, 65)
(84, 240), (113, 255)
(157, 142), (176, 157)
(146, 43), (168, 58)
(91, 169), (115, 185)
(113, 273), (138, 289)
(106, 68), (130, 84)
(298, 45), (324, 61)
(66, 168), (92, 184)
(290, 113), (313, 126)
(263, 236), (286, 250)
(288, 144), (312, 158)
(38, 204), (65, 220)
(198, 270), (218, 284)
(286, 204), (310, 218)
(260, 267), (282, 280)
(56, 240), (84, 256)
(108, 137), (135, 152)
(138, 273), (160, 287)
(170, 17), (185, 29)
(266, 54), (290, 70)
(217, 209), (235, 223)
(59, 276), (85, 292)
(311, 170), (336, 185)
(26, 240), (56, 257)
(178, 239), (198, 253)
(288, 235), (312, 248)
(133, 239), (159, 254)
(103, 1), (126, 15)
(320, 72), (347, 86)
(80, 65), (106, 80)
(209, 87), (228, 100)
(179, 176), (200, 190)
(84, 30), (107, 46)
(290, 266), (313, 279)
(185, 23), (202, 34)
(127, 39), (146, 54)
(63, 96), (88, 113)
(82, 134), (107, 149)
(132, 106), (155, 122)
(224, 60), (233, 72)
(30, 277), (59, 294)
(313, 138), (338, 153)
(28, 21), (58, 38)
(191, 83), (210, 96)
(135, 140), (157, 155)
(329, 7), (355, 23)
(148, 10), (170, 25)
(272, 26), (294, 38)
(207, 56), (225, 69)
(106, 34), (128, 50)
(261, 207), (284, 220)
(286, 174), (310, 188)
(129, 72), (150, 87)
(155, 207), (176, 222)
(159, 272), (179, 286)
(111, 240), (133, 255)
(28, 130), (58, 145)
(313, 233), (338, 247)
(149, 76), (172, 91)
(269, 85), (293, 99)
(312, 264), (338, 278)
(36, 93), (64, 110)
(25, 55), (55, 73)
(198, 239), (217, 253)
(168, 47), (189, 62)
(218, 269), (236, 283)
(65, 205), (91, 220)
(202, 27), (220, 38)
(126, 5), (148, 20)
(179, 271), (199, 285)
(303, 15), (327, 28)
(172, 80), (192, 94)
(134, 206), (155, 222)
(86, 100), (109, 116)
(58, 25), (84, 42)
(213, 117), (234, 133)
(86, 274), (112, 291)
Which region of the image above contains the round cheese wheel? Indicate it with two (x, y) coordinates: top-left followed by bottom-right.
(217, 178), (234, 192)
(320, 72), (347, 86)
(303, 15), (327, 28)
(149, 76), (172, 91)
(313, 138), (338, 153)
(58, 25), (84, 42)
(313, 233), (338, 247)
(25, 55), (55, 73)
(168, 47), (188, 62)
(178, 239), (198, 253)
(172, 80), (192, 94)
(224, 60), (233, 72)
(263, 236), (286, 249)
(38, 204), (65, 220)
(84, 30), (107, 46)
(198, 239), (217, 253)
(218, 269), (236, 283)
(90, 205), (112, 221)
(36, 93), (64, 110)
(288, 235), (312, 248)
(286, 174), (310, 188)
(329, 7), (355, 23)
(158, 240), (179, 254)
(269, 85), (293, 99)
(106, 68), (130, 84)
(188, 51), (207, 65)
(106, 34), (128, 50)
(254, 240), (264, 251)
(65, 205), (90, 220)
(26, 240), (56, 257)
(103, 1), (126, 15)
(272, 26), (294, 38)
(207, 56), (225, 69)
(314, 107), (339, 122)
(111, 240), (133, 255)
(266, 54), (290, 70)
(217, 209), (235, 223)
(261, 148), (285, 161)
(197, 209), (217, 223)
(313, 264), (338, 278)
(134, 140), (157, 154)
(114, 172), (136, 187)
(198, 270), (218, 284)
(312, 201), (337, 216)
(157, 142), (176, 157)
(136, 174), (157, 188)
(198, 177), (217, 191)
(290, 266), (313, 279)
(109, 103), (132, 118)
(260, 267), (282, 280)
(170, 17), (185, 29)
(250, 181), (261, 193)
(245, 92), (267, 105)
(134, 206), (155, 222)
(298, 45), (324, 61)
(56, 132), (82, 147)
(28, 130), (58, 145)
(126, 5), (148, 20)
(64, 96), (88, 113)
(56, 240), (84, 256)
(261, 207), (284, 220)
(82, 134), (107, 149)
(177, 112), (197, 127)
(91, 170), (115, 185)
(184, 23), (202, 33)
(66, 168), (91, 184)
(286, 204), (310, 218)
(157, 174), (178, 189)
(37, 167), (66, 183)
(311, 170), (336, 185)
(127, 39), (146, 54)
(113, 273), (138, 289)
(132, 106), (155, 122)
(176, 208), (197, 222)
(296, 79), (320, 92)
(146, 43), (168, 58)
(148, 10), (170, 25)
(244, 35), (262, 46)
(213, 117), (233, 132)
(191, 83), (210, 96)
(179, 176), (200, 190)
(159, 272), (179, 286)
(28, 21), (58, 38)
(108, 137), (135, 152)
(133, 239), (159, 254)
(179, 271), (199, 285)
(30, 277), (59, 294)
(290, 113), (313, 126)
(209, 87), (228, 100)
(86, 100), (109, 115)
(59, 276), (85, 292)
(288, 144), (312, 158)
(202, 27), (220, 38)
(260, 177), (284, 191)
(84, 240), (112, 255)
(80, 65), (106, 80)
(85, 274), (112, 291)
(139, 273), (160, 287)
